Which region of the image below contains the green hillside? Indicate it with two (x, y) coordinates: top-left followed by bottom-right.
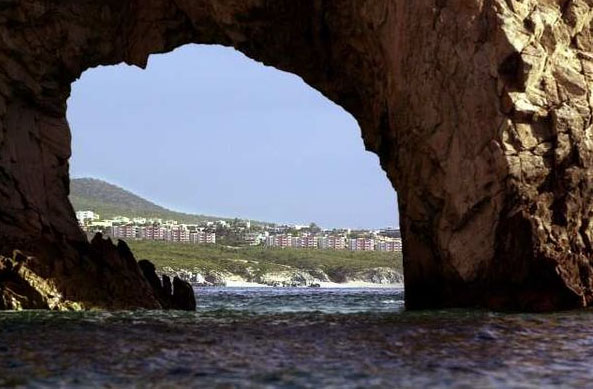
(127, 241), (403, 282)
(69, 178), (255, 224)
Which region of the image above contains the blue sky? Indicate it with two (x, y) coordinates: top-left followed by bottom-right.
(67, 44), (398, 229)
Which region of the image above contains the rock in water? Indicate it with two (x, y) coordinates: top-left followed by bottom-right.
(138, 259), (196, 311)
(172, 277), (196, 311)
(1, 1), (593, 310)
(138, 259), (163, 294)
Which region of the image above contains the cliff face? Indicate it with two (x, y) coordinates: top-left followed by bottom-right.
(1, 0), (592, 310)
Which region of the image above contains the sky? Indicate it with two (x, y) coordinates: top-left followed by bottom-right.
(67, 44), (398, 229)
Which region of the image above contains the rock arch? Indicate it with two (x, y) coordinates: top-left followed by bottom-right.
(1, 0), (592, 310)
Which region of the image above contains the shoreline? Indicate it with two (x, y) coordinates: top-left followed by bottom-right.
(203, 280), (404, 289)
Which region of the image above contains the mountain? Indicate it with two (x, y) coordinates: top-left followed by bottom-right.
(69, 178), (245, 224)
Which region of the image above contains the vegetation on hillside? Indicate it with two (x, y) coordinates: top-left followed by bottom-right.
(69, 178), (265, 225)
(126, 240), (403, 282)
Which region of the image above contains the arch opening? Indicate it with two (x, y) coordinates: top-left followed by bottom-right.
(1, 0), (590, 312)
(64, 43), (403, 307)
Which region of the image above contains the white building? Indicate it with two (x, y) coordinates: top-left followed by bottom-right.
(216, 220), (229, 228)
(76, 210), (99, 224)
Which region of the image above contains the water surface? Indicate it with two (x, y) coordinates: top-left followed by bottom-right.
(1, 287), (592, 388)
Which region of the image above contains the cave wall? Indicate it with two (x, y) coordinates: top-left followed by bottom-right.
(1, 0), (593, 310)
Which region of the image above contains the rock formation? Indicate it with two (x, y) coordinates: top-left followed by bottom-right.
(172, 276), (197, 311)
(0, 234), (162, 309)
(0, 251), (82, 310)
(1, 1), (593, 310)
(138, 259), (196, 310)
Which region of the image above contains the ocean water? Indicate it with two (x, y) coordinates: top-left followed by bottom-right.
(1, 287), (593, 388)
(195, 287), (405, 314)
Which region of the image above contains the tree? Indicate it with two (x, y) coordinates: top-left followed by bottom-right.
(309, 222), (321, 234)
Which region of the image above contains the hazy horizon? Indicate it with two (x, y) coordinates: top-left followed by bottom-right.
(67, 44), (399, 229)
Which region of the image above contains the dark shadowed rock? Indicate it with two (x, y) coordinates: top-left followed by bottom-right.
(138, 260), (163, 294)
(163, 275), (172, 298)
(138, 259), (196, 311)
(0, 234), (161, 310)
(0, 252), (79, 310)
(172, 277), (196, 311)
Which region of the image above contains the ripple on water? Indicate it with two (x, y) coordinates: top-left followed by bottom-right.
(1, 287), (593, 388)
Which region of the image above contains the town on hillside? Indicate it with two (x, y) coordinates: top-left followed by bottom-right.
(76, 210), (403, 252)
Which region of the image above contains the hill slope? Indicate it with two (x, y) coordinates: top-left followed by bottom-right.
(70, 178), (237, 224)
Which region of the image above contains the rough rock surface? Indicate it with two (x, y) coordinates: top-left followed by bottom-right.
(349, 268), (404, 285)
(0, 251), (81, 310)
(0, 235), (162, 310)
(163, 266), (403, 287)
(1, 1), (593, 310)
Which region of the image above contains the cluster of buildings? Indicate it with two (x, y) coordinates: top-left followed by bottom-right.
(76, 211), (216, 244)
(265, 234), (402, 252)
(75, 210), (402, 251)
(111, 225), (216, 244)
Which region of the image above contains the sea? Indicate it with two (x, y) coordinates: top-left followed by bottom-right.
(1, 286), (593, 388)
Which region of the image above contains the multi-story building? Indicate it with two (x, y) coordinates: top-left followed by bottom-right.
(393, 238), (402, 251)
(190, 231), (216, 244)
(205, 232), (216, 244)
(164, 226), (190, 243)
(349, 238), (375, 251)
(112, 225), (137, 240)
(266, 234), (293, 248)
(327, 236), (346, 250)
(139, 225), (166, 240)
(298, 235), (318, 249)
(375, 238), (403, 252)
(278, 235), (293, 248)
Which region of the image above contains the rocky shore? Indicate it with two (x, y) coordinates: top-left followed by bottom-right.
(0, 234), (196, 311)
(160, 266), (404, 288)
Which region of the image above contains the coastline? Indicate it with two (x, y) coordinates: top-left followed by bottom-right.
(222, 280), (404, 289)
(163, 267), (404, 289)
